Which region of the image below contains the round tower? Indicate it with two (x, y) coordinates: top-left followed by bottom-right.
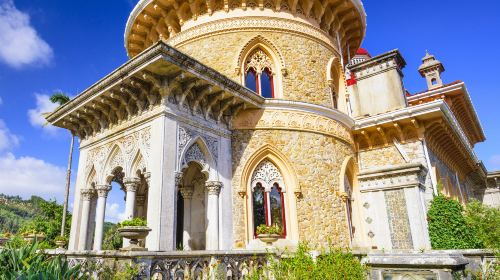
(125, 0), (366, 109)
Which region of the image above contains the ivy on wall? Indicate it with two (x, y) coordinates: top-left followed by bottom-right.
(427, 194), (483, 250)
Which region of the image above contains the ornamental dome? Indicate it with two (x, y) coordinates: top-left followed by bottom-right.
(124, 0), (366, 58)
(355, 47), (370, 56)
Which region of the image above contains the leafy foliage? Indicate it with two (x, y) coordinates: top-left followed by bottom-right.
(49, 92), (70, 106)
(119, 217), (147, 227)
(102, 223), (122, 250)
(0, 195), (42, 234)
(248, 244), (366, 280)
(0, 242), (86, 280)
(256, 224), (282, 235)
(463, 200), (500, 250)
(427, 194), (483, 249)
(19, 198), (71, 248)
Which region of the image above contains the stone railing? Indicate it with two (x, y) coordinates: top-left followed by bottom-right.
(47, 250), (268, 280)
(45, 249), (497, 279)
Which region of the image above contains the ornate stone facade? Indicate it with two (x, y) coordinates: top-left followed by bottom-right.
(45, 0), (497, 257)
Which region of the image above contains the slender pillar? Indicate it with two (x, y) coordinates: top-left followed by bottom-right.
(205, 181), (222, 250)
(93, 184), (111, 250)
(78, 188), (94, 250)
(180, 187), (194, 250)
(124, 177), (140, 220)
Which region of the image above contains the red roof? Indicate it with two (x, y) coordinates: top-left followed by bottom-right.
(356, 48), (370, 56)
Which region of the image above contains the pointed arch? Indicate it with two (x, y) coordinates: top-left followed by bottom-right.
(179, 136), (216, 180)
(326, 56), (347, 111)
(101, 144), (125, 183)
(339, 155), (359, 247)
(85, 166), (97, 189)
(240, 144), (299, 243)
(236, 36), (286, 98)
(129, 149), (147, 177)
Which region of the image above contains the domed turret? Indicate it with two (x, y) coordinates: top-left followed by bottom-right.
(124, 0), (366, 58)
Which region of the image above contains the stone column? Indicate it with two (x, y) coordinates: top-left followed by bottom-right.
(205, 181), (222, 250)
(180, 187), (194, 250)
(124, 177), (140, 220)
(93, 184), (111, 250)
(78, 188), (94, 250)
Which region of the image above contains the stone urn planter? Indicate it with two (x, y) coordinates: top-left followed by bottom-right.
(0, 237), (9, 247)
(23, 234), (45, 243)
(257, 234), (280, 247)
(55, 240), (67, 249)
(118, 226), (151, 251)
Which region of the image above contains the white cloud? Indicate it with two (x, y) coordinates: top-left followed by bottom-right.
(0, 119), (20, 152)
(105, 202), (127, 223)
(28, 93), (60, 134)
(489, 154), (500, 170)
(0, 152), (66, 200)
(0, 0), (53, 68)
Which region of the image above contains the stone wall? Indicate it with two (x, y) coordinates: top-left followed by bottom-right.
(176, 30), (336, 108)
(231, 129), (354, 249)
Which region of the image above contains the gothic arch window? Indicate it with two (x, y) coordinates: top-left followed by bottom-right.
(250, 160), (286, 237)
(245, 48), (275, 98)
(330, 62), (341, 109)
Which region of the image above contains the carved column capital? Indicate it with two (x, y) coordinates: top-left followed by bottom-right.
(95, 184), (112, 198)
(144, 172), (151, 186)
(206, 181), (223, 195)
(80, 188), (95, 201)
(180, 187), (194, 199)
(123, 177), (140, 192)
(174, 171), (184, 188)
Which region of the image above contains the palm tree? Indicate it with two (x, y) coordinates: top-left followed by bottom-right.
(50, 92), (73, 237)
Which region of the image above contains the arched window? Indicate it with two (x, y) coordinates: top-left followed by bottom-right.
(245, 49), (275, 98)
(251, 160), (286, 237)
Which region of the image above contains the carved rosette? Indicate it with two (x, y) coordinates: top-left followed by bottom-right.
(80, 188), (95, 201)
(95, 184), (112, 198)
(205, 181), (223, 195)
(123, 177), (141, 192)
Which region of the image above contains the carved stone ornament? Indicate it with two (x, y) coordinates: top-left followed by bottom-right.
(179, 187), (194, 199)
(80, 188), (95, 201)
(245, 49), (274, 75)
(95, 184), (112, 198)
(174, 172), (184, 188)
(178, 126), (218, 164)
(206, 181), (223, 195)
(183, 142), (206, 165)
(251, 160), (284, 191)
(123, 177), (141, 192)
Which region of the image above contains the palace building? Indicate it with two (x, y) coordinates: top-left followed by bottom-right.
(46, 0), (499, 253)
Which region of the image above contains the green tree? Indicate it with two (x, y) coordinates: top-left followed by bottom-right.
(49, 92), (74, 238)
(20, 199), (71, 247)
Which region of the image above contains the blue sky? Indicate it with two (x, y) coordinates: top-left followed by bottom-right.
(0, 0), (498, 222)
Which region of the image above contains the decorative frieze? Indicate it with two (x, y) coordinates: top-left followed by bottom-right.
(358, 163), (427, 192)
(232, 108), (353, 145)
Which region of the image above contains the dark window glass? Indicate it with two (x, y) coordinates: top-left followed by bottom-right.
(269, 183), (284, 232)
(260, 68), (274, 98)
(252, 183), (266, 234)
(245, 68), (258, 92)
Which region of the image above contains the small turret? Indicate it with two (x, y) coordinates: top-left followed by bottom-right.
(418, 51), (445, 90)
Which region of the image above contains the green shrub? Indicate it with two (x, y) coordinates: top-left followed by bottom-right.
(248, 243), (366, 280)
(427, 194), (483, 249)
(0, 242), (86, 280)
(464, 200), (500, 250)
(119, 218), (147, 227)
